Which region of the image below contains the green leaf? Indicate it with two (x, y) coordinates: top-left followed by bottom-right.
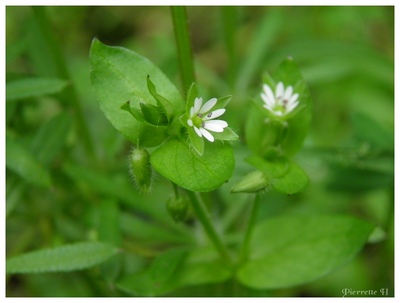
(90, 38), (184, 147)
(6, 77), (69, 101)
(6, 136), (51, 187)
(116, 248), (187, 296)
(246, 155), (290, 178)
(237, 215), (374, 289)
(149, 249), (188, 283)
(6, 242), (118, 274)
(117, 247), (232, 296)
(150, 138), (235, 192)
(271, 161), (309, 194)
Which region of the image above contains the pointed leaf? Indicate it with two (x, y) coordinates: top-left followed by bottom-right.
(90, 39), (184, 147)
(6, 77), (69, 101)
(272, 161), (309, 194)
(237, 215), (374, 289)
(6, 242), (118, 274)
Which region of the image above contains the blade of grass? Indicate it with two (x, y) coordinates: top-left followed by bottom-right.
(31, 7), (96, 163)
(221, 6), (239, 88)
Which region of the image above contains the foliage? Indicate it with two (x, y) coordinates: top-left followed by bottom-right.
(6, 6), (394, 297)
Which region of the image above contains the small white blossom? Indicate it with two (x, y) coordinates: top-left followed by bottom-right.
(187, 97), (228, 142)
(261, 82), (299, 117)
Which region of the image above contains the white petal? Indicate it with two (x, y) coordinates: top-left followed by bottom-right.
(263, 84), (275, 105)
(261, 93), (274, 107)
(275, 82), (284, 100)
(263, 104), (273, 111)
(283, 86), (293, 101)
(203, 121), (224, 132)
(190, 106), (195, 117)
(199, 98), (217, 114)
(187, 119), (193, 126)
(194, 97), (203, 113)
(208, 119), (228, 128)
(203, 108), (225, 120)
(289, 93), (299, 104)
(193, 126), (202, 137)
(286, 101), (299, 113)
(200, 128), (214, 142)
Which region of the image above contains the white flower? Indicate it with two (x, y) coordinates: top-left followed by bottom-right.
(187, 97), (228, 142)
(261, 82), (299, 117)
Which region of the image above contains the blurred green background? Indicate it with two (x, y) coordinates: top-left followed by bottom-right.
(6, 6), (394, 297)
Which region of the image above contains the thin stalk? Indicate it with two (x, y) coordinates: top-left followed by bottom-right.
(186, 191), (232, 263)
(32, 7), (96, 162)
(239, 194), (260, 263)
(171, 6), (196, 94)
(221, 6), (238, 88)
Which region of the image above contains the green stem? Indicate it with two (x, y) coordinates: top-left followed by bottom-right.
(32, 7), (96, 163)
(221, 7), (238, 88)
(186, 191), (232, 263)
(171, 6), (196, 94)
(240, 194), (260, 263)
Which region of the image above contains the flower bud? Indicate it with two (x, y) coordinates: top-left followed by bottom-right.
(129, 147), (153, 194)
(140, 103), (168, 126)
(231, 170), (269, 193)
(167, 196), (189, 222)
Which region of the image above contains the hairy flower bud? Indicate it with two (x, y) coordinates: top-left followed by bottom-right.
(129, 147), (153, 194)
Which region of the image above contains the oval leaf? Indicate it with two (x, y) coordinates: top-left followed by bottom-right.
(6, 242), (118, 274)
(6, 77), (69, 102)
(271, 161), (309, 194)
(150, 138), (234, 192)
(237, 215), (374, 289)
(90, 38), (184, 147)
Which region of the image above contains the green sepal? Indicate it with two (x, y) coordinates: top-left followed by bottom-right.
(140, 102), (168, 126)
(147, 75), (175, 120)
(121, 101), (147, 124)
(213, 95), (232, 111)
(186, 82), (198, 113)
(179, 113), (204, 156)
(212, 127), (239, 141)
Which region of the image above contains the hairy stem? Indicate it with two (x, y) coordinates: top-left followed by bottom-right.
(240, 194), (260, 263)
(186, 191), (232, 263)
(171, 6), (196, 94)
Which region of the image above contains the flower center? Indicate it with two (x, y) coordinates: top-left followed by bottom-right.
(191, 114), (204, 128)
